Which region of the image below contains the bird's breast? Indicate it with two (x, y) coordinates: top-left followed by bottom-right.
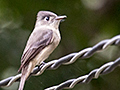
(34, 29), (61, 65)
(52, 29), (61, 47)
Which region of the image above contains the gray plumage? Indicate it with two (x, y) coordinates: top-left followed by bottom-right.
(18, 11), (66, 90)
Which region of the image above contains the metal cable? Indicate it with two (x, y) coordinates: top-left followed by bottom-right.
(0, 35), (120, 89)
(45, 57), (120, 90)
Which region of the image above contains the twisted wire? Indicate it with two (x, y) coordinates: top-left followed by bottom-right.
(45, 57), (120, 90)
(0, 35), (120, 89)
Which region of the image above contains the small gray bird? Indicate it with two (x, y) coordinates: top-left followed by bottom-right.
(18, 11), (66, 90)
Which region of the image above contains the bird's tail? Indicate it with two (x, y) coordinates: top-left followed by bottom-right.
(18, 74), (26, 90)
(18, 62), (34, 90)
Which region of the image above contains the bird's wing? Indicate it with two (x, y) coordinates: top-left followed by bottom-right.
(18, 29), (53, 72)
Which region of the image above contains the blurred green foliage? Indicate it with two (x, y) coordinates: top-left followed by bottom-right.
(0, 0), (120, 90)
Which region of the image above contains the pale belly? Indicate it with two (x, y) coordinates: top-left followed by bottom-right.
(33, 35), (60, 65)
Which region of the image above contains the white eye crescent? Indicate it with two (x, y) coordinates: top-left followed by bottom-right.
(45, 16), (49, 21)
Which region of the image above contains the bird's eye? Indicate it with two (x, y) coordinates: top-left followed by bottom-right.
(45, 16), (49, 21)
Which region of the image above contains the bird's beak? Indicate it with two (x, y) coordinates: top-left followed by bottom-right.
(55, 15), (67, 20)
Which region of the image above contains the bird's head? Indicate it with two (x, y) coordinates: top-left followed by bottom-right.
(35, 11), (67, 29)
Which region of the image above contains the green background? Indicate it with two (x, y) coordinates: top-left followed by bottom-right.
(0, 0), (120, 90)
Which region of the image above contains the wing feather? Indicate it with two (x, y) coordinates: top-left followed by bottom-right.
(18, 29), (53, 72)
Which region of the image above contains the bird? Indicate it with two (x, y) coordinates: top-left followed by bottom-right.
(18, 11), (67, 90)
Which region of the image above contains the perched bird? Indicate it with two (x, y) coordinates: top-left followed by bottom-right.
(18, 11), (67, 90)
